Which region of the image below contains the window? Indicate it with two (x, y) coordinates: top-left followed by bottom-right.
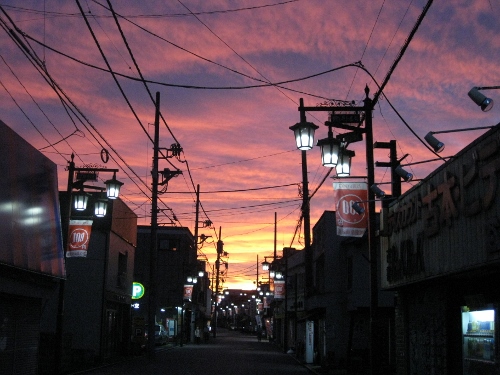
(159, 238), (178, 251)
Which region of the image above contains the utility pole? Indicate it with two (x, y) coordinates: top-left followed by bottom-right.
(148, 91), (160, 360)
(256, 255), (259, 288)
(194, 185), (200, 252)
(213, 226), (223, 338)
(274, 212), (277, 261)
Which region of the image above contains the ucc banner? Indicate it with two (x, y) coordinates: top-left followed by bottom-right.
(274, 280), (285, 299)
(333, 182), (368, 237)
(183, 284), (193, 301)
(66, 219), (93, 257)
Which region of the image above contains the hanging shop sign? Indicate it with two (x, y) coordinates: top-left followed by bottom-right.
(274, 280), (286, 299)
(183, 284), (193, 301)
(333, 182), (368, 237)
(66, 219), (93, 257)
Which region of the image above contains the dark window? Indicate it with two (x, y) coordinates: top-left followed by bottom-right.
(159, 239), (178, 251)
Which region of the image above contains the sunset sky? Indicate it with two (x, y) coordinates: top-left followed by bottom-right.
(1, 0), (499, 289)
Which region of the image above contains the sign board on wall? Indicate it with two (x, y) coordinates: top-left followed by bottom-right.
(381, 125), (500, 289)
(132, 282), (145, 299)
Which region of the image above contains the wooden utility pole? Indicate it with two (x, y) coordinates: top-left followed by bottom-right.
(147, 91), (160, 360)
(213, 226), (223, 338)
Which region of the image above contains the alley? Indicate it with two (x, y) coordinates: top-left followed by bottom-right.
(75, 329), (313, 375)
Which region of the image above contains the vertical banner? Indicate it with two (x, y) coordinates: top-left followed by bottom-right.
(274, 280), (285, 299)
(306, 320), (314, 363)
(183, 284), (193, 301)
(66, 219), (93, 257)
(332, 182), (368, 237)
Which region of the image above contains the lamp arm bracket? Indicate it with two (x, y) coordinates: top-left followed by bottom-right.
(325, 121), (365, 133)
(475, 86), (500, 91)
(81, 184), (106, 192)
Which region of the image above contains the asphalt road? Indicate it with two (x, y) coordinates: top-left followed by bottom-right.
(77, 329), (314, 375)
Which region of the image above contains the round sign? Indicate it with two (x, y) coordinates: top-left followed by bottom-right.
(69, 228), (90, 250)
(132, 282), (145, 299)
(336, 193), (366, 225)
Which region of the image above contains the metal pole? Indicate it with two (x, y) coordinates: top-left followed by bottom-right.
(214, 226), (222, 338)
(299, 99), (312, 298)
(194, 185), (200, 253)
(283, 252), (288, 353)
(364, 88), (379, 375)
(389, 140), (401, 198)
(55, 155), (74, 374)
(274, 212), (277, 261)
(256, 255), (259, 289)
(148, 91), (160, 360)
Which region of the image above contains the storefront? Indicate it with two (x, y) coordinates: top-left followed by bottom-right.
(381, 124), (500, 374)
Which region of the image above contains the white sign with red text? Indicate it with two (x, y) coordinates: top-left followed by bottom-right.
(333, 182), (368, 237)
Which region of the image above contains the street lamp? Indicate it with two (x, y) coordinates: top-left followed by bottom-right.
(290, 121), (319, 150)
(292, 87), (378, 370)
(262, 259), (270, 271)
(336, 149), (355, 177)
(55, 153), (123, 374)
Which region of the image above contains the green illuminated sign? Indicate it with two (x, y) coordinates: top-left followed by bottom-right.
(132, 282), (145, 299)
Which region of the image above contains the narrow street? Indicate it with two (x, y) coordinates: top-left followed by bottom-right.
(74, 329), (314, 375)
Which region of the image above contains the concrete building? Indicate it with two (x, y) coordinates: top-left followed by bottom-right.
(382, 124), (500, 374)
(56, 192), (137, 371)
(0, 120), (65, 375)
(133, 226), (209, 344)
(279, 211), (395, 372)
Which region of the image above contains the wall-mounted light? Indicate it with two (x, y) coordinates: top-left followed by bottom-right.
(468, 87), (494, 112)
(395, 165), (413, 182)
(370, 184), (386, 198)
(352, 202), (365, 215)
(424, 132), (445, 153)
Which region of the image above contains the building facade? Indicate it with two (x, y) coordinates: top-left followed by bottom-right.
(381, 124), (500, 374)
(134, 226), (208, 344)
(0, 120), (65, 375)
(57, 192), (137, 371)
(281, 211), (395, 372)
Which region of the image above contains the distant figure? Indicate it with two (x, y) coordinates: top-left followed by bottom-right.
(257, 326), (262, 342)
(203, 325), (210, 343)
(194, 326), (201, 344)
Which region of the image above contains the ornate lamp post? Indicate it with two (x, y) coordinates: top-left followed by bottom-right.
(290, 87), (378, 371)
(55, 153), (123, 374)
